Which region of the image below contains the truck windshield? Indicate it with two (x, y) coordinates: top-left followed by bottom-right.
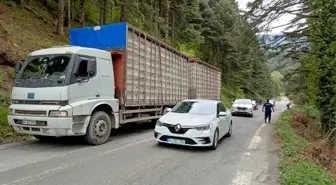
(171, 101), (215, 115)
(15, 54), (72, 88)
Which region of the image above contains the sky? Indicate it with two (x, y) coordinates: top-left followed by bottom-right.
(237, 0), (294, 34)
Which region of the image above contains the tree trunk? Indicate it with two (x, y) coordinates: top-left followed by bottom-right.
(71, 0), (76, 21)
(79, 0), (85, 27)
(99, 0), (104, 25)
(17, 0), (24, 6)
(57, 0), (64, 35)
(172, 11), (175, 45)
(110, 0), (114, 22)
(103, 0), (107, 24)
(164, 0), (169, 39)
(67, 0), (71, 29)
(120, 1), (126, 22)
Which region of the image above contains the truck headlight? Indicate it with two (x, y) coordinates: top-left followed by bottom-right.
(49, 110), (68, 117)
(195, 124), (212, 131)
(8, 108), (14, 115)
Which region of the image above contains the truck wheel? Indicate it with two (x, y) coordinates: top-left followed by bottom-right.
(34, 135), (55, 142)
(84, 111), (112, 145)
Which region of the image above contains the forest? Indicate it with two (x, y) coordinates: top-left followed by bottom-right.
(2, 0), (281, 105)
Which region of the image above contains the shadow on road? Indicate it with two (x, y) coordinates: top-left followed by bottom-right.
(34, 121), (156, 146)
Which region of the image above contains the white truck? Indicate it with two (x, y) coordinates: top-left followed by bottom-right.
(8, 23), (221, 145)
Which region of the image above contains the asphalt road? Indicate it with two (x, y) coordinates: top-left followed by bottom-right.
(0, 105), (283, 185)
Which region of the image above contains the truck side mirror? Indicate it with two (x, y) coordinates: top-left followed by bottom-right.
(15, 62), (22, 74)
(87, 60), (95, 75)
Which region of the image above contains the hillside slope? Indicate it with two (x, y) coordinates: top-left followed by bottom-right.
(0, 2), (67, 95)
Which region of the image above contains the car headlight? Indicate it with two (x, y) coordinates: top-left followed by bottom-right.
(8, 108), (14, 115)
(195, 124), (212, 131)
(156, 120), (163, 127)
(49, 110), (68, 117)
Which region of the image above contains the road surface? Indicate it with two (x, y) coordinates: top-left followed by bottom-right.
(0, 104), (284, 185)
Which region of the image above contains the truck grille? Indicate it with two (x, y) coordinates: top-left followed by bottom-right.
(15, 110), (47, 116)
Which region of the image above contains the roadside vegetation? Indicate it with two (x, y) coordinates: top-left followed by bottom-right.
(0, 0), (284, 143)
(277, 106), (336, 184)
(247, 0), (336, 182)
(0, 95), (29, 143)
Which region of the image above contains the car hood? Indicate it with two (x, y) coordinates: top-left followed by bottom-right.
(232, 104), (253, 108)
(160, 112), (215, 126)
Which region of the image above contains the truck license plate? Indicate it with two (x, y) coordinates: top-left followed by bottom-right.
(167, 138), (185, 145)
(22, 120), (36, 125)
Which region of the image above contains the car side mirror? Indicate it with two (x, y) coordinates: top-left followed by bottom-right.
(166, 108), (172, 112)
(15, 62), (22, 74)
(218, 111), (227, 117)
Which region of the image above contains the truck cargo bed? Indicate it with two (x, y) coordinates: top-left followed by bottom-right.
(189, 59), (221, 100)
(70, 23), (189, 107)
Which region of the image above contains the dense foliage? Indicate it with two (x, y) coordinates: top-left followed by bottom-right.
(247, 0), (336, 142)
(9, 0), (278, 102)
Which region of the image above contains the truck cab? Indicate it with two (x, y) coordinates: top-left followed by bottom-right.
(8, 46), (119, 145)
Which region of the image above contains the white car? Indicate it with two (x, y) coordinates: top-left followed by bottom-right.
(231, 99), (254, 117)
(154, 99), (233, 150)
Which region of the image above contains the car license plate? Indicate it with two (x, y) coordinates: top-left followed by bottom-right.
(22, 120), (36, 125)
(167, 138), (185, 145)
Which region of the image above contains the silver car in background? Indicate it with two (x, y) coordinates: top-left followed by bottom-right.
(231, 99), (254, 117)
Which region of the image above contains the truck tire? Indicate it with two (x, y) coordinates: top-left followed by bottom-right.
(34, 135), (55, 142)
(84, 111), (112, 145)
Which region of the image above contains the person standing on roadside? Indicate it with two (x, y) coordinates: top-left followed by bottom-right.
(262, 99), (275, 123)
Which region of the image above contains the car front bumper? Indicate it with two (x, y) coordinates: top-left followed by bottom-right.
(154, 125), (214, 147)
(232, 110), (253, 116)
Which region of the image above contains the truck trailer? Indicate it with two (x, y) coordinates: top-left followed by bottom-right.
(189, 59), (221, 100)
(8, 22), (220, 145)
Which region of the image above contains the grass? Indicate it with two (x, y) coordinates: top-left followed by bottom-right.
(276, 109), (336, 185)
(0, 107), (30, 144)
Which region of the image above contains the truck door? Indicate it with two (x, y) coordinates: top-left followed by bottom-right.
(68, 55), (100, 106)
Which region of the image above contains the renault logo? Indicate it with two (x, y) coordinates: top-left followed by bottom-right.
(175, 124), (181, 132)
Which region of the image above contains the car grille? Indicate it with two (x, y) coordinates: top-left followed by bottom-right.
(161, 123), (191, 134)
(159, 135), (197, 145)
(237, 107), (247, 111)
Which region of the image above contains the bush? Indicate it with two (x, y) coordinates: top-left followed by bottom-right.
(277, 110), (336, 185)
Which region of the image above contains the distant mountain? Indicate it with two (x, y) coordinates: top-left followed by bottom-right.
(256, 33), (286, 46)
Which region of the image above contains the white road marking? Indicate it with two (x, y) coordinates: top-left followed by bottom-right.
(231, 171), (253, 185)
(247, 123), (265, 150)
(230, 122), (266, 185)
(2, 138), (153, 185)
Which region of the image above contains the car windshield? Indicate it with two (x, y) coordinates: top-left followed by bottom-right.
(171, 101), (215, 115)
(19, 54), (71, 80)
(234, 99), (251, 104)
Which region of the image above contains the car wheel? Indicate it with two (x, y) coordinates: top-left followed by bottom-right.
(210, 129), (219, 150)
(84, 111), (112, 145)
(226, 122), (232, 137)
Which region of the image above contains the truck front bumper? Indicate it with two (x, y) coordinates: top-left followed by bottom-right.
(8, 115), (89, 137)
